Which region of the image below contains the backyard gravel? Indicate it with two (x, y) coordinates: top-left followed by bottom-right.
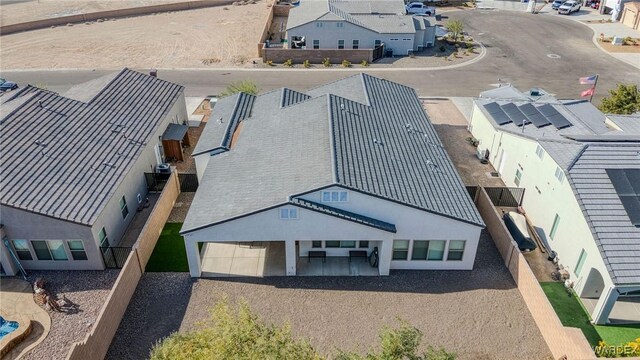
(109, 231), (552, 360)
(21, 270), (119, 360)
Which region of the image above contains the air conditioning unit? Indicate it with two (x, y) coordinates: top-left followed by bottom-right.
(156, 163), (171, 174)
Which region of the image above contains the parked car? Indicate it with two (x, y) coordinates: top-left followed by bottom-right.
(0, 78), (18, 92)
(405, 2), (436, 16)
(551, 0), (566, 10)
(503, 211), (537, 252)
(558, 0), (581, 14)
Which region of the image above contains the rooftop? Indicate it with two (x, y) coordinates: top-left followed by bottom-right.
(476, 85), (640, 285)
(0, 69), (184, 225)
(183, 74), (484, 233)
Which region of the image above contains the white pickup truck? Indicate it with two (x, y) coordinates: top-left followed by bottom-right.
(405, 2), (436, 16)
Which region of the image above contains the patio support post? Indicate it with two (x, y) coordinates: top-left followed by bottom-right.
(592, 285), (619, 324)
(378, 240), (393, 276)
(285, 240), (296, 276)
(186, 240), (202, 277)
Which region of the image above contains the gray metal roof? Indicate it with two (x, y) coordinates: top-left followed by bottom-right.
(192, 92), (255, 156)
(0, 68), (184, 225)
(607, 114), (640, 134)
(567, 143), (640, 285)
(291, 198), (397, 232)
(162, 123), (188, 141)
(182, 74), (484, 233)
(287, 0), (428, 33)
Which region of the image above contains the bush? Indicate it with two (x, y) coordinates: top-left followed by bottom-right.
(303, 60), (311, 68)
(360, 60), (369, 67)
(322, 57), (332, 67)
(266, 60), (274, 66)
(341, 59), (351, 67)
(445, 20), (464, 42)
(439, 45), (446, 52)
(283, 59), (293, 67)
(219, 80), (259, 97)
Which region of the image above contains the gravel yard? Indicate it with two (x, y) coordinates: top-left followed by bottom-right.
(21, 270), (119, 360)
(1, 2), (268, 69)
(109, 231), (552, 360)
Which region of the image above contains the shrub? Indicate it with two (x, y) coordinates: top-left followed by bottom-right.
(466, 42), (474, 49)
(322, 57), (332, 67)
(266, 60), (274, 66)
(341, 59), (351, 67)
(283, 59), (293, 67)
(445, 19), (464, 42)
(303, 60), (311, 68)
(439, 45), (446, 52)
(219, 80), (259, 97)
(360, 60), (369, 67)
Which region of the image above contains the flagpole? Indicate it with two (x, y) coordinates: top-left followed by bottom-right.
(589, 74), (599, 103)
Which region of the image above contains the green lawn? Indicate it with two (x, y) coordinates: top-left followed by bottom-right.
(541, 282), (640, 347)
(145, 223), (189, 272)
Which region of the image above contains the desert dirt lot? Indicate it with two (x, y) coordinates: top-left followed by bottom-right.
(0, 3), (268, 69)
(0, 0), (193, 26)
(108, 231), (552, 360)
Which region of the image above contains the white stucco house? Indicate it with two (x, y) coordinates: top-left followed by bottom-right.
(285, 0), (436, 55)
(468, 85), (640, 324)
(183, 74), (485, 277)
(0, 69), (187, 274)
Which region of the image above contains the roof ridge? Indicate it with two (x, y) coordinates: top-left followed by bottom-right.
(86, 68), (129, 104)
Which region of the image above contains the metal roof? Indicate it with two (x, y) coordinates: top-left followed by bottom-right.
(0, 68), (184, 225)
(182, 74), (484, 234)
(162, 123), (188, 141)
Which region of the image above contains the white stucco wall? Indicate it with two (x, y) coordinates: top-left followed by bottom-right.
(469, 104), (613, 299)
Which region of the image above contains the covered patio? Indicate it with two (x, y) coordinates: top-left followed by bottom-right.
(582, 296), (640, 324)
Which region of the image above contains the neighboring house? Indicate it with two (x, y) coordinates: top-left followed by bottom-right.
(469, 85), (640, 324)
(621, 1), (640, 30)
(0, 69), (187, 273)
(184, 74), (484, 277)
(285, 0), (436, 55)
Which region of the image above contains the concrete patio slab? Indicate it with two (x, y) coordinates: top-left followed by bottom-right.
(582, 297), (640, 324)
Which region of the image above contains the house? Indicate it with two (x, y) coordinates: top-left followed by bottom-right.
(183, 74), (484, 277)
(468, 85), (640, 324)
(621, 2), (640, 30)
(0, 69), (187, 273)
(285, 0), (436, 56)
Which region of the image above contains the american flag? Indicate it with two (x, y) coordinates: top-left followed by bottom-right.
(579, 75), (597, 85)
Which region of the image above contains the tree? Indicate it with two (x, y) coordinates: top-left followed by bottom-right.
(150, 300), (457, 360)
(598, 83), (640, 115)
(219, 80), (259, 97)
(445, 20), (464, 42)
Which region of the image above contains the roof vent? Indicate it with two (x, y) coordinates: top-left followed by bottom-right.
(373, 138), (384, 146)
(529, 88), (541, 97)
(340, 103), (345, 110)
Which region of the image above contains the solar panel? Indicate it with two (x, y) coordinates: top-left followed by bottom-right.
(538, 104), (559, 117)
(483, 103), (512, 125)
(546, 113), (573, 129)
(500, 103), (529, 126)
(518, 104), (551, 128)
(483, 102), (502, 114)
(606, 169), (640, 227)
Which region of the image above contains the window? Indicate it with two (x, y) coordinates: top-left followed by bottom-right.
(374, 40), (382, 47)
(279, 208), (298, 220)
(120, 196), (129, 219)
(390, 38), (399, 41)
(514, 169), (522, 186)
(316, 22), (323, 28)
(447, 240), (466, 261)
(321, 190), (348, 202)
(392, 240), (409, 260)
(535, 144), (545, 160)
(12, 240), (32, 260)
(98, 227), (109, 248)
(427, 240), (446, 261)
(340, 241), (356, 248)
(313, 40), (320, 49)
(402, 38), (411, 41)
(337, 22), (344, 28)
(554, 166), (564, 183)
(325, 241), (340, 248)
(68, 240), (88, 261)
(550, 214), (560, 240)
(352, 39), (359, 49)
(574, 249), (587, 276)
(31, 240), (68, 261)
(338, 39), (345, 49)
(359, 241), (369, 248)
(312, 241), (322, 248)
(411, 240), (429, 260)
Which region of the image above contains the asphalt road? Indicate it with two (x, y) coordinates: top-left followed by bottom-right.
(1, 10), (638, 101)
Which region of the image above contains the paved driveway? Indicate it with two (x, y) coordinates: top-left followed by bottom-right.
(108, 230), (552, 360)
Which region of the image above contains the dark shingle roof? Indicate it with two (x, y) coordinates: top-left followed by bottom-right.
(0, 69), (184, 225)
(291, 198), (397, 232)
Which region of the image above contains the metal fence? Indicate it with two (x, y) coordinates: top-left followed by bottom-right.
(178, 173), (199, 192)
(101, 247), (132, 269)
(144, 172), (171, 192)
(484, 187), (525, 207)
(466, 186), (479, 201)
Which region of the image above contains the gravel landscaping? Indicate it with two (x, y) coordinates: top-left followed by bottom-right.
(109, 230), (552, 360)
(21, 270), (119, 360)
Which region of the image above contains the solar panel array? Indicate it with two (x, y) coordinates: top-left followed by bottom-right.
(482, 102), (573, 130)
(606, 169), (640, 227)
